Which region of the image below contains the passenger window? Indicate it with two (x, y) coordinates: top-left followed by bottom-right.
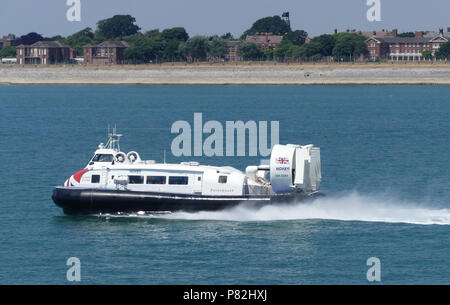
(91, 175), (100, 183)
(169, 176), (189, 185)
(218, 176), (227, 184)
(146, 176), (166, 184)
(91, 154), (113, 162)
(129, 175), (144, 184)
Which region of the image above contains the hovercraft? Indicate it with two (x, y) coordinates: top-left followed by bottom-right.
(52, 130), (322, 215)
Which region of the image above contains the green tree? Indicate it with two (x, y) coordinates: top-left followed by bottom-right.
(263, 49), (275, 61)
(435, 41), (450, 59)
(182, 36), (210, 61)
(274, 39), (294, 59)
(0, 46), (16, 58)
(242, 16), (291, 37)
(221, 33), (234, 40)
(311, 34), (336, 57)
(237, 42), (264, 60)
(297, 41), (323, 60)
(97, 15), (141, 40)
(161, 27), (189, 42)
(286, 45), (302, 59)
(145, 29), (161, 40)
(162, 39), (183, 61)
(123, 34), (159, 63)
(209, 37), (228, 59)
(422, 50), (433, 59)
(398, 32), (415, 37)
(19, 32), (45, 45)
(49, 35), (65, 41)
(283, 30), (308, 46)
(64, 27), (95, 56)
(332, 33), (367, 61)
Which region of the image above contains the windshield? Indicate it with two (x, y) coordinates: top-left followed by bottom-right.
(91, 154), (113, 163)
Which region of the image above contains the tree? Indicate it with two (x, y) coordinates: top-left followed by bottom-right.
(332, 33), (367, 61)
(274, 39), (294, 59)
(19, 32), (45, 45)
(182, 36), (210, 61)
(221, 33), (234, 40)
(398, 32), (415, 38)
(311, 34), (336, 57)
(162, 39), (183, 61)
(237, 42), (264, 60)
(242, 16), (291, 37)
(263, 49), (275, 61)
(124, 36), (159, 63)
(49, 35), (65, 41)
(297, 41), (323, 60)
(97, 15), (141, 39)
(283, 30), (308, 46)
(161, 27), (189, 42)
(0, 46), (16, 58)
(435, 41), (450, 59)
(64, 27), (95, 56)
(209, 37), (228, 59)
(422, 50), (433, 60)
(145, 29), (161, 40)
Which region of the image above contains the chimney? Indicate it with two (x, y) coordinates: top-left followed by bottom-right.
(415, 31), (424, 38)
(392, 29), (398, 37)
(447, 27), (450, 33)
(334, 28), (338, 34)
(439, 28), (444, 35)
(346, 28), (350, 33)
(373, 30), (376, 36)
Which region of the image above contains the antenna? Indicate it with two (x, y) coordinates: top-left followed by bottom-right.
(163, 149), (166, 164)
(105, 125), (122, 151)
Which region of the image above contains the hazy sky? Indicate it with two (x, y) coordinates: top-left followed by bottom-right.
(1, 0), (449, 38)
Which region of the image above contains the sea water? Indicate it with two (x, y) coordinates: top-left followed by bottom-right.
(0, 85), (449, 284)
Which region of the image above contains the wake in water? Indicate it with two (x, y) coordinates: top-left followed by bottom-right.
(137, 192), (449, 225)
(97, 192), (450, 225)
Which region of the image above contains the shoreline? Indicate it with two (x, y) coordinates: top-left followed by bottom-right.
(1, 63), (450, 85)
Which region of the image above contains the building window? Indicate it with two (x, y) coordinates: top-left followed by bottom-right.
(146, 176), (166, 184)
(169, 176), (189, 185)
(218, 176), (228, 184)
(91, 175), (100, 183)
(129, 175), (144, 184)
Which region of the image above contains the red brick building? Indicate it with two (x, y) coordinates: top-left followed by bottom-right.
(245, 33), (283, 50)
(0, 34), (20, 49)
(366, 30), (449, 60)
(83, 41), (130, 65)
(16, 41), (73, 65)
(225, 41), (244, 62)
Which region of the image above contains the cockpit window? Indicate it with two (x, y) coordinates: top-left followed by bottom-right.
(91, 154), (113, 163)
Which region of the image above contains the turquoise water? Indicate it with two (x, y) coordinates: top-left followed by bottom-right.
(0, 85), (449, 284)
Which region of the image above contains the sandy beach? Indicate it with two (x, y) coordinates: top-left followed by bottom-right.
(1, 63), (450, 85)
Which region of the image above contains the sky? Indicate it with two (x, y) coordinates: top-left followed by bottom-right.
(0, 0), (449, 38)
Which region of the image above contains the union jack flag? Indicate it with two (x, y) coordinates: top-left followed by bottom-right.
(276, 157), (289, 164)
